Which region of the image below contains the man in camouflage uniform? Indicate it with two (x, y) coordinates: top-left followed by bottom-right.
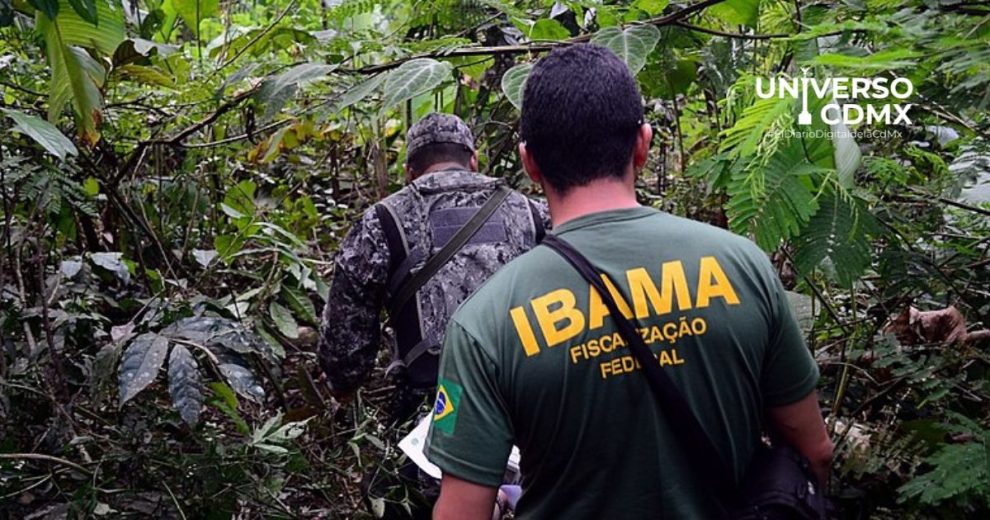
(319, 113), (549, 421)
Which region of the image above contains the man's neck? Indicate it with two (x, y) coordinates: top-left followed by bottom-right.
(545, 177), (640, 228)
(421, 162), (469, 176)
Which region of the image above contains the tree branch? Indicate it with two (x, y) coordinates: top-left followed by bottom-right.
(344, 0), (729, 74)
(674, 21), (789, 40)
(0, 453), (94, 476)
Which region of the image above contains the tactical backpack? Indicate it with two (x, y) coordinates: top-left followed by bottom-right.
(373, 183), (545, 388)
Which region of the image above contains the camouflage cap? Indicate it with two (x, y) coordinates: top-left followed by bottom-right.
(406, 113), (475, 158)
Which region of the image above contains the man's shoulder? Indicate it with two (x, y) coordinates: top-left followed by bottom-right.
(452, 246), (556, 322)
(644, 211), (768, 262)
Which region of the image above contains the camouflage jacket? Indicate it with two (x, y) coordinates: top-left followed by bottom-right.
(319, 169), (550, 404)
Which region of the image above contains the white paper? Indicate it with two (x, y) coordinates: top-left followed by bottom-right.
(399, 416), (521, 480)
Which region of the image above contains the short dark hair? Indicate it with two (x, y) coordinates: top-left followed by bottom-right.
(407, 142), (474, 174)
(520, 44), (644, 193)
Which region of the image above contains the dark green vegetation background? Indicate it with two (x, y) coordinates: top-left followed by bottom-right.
(1, 0), (989, 518)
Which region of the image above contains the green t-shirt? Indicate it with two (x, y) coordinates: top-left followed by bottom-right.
(425, 207), (819, 519)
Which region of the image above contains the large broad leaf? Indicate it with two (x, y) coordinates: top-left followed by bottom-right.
(37, 0), (124, 144)
(380, 58), (453, 114)
(161, 316), (277, 362)
(336, 72), (387, 112)
(118, 333), (170, 405)
(217, 352), (265, 402)
(29, 0), (59, 20)
(168, 0), (219, 37)
(282, 285), (317, 325)
(268, 301), (299, 339)
(799, 94), (862, 188)
(709, 0), (759, 27)
(529, 19), (569, 41)
(2, 108), (78, 160)
(590, 24), (661, 75)
(792, 191), (878, 287)
(66, 0), (96, 24)
(168, 344), (203, 426)
(255, 63), (335, 120)
(501, 63), (532, 110)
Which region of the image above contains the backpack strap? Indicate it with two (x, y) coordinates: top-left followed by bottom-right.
(387, 184), (513, 317)
(528, 199), (546, 245)
(374, 202), (408, 272)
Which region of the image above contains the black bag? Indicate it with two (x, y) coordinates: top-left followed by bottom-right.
(542, 234), (829, 520)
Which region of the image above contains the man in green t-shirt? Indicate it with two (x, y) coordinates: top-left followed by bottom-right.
(425, 44), (834, 519)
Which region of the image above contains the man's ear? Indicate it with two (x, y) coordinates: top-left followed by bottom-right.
(469, 152), (479, 172)
(519, 142), (542, 185)
(403, 163), (414, 183)
(633, 122), (653, 170)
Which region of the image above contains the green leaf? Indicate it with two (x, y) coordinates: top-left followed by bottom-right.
(726, 140), (827, 250)
(37, 0), (124, 144)
(501, 63), (532, 110)
(269, 301), (299, 339)
(2, 108), (78, 160)
(256, 62), (336, 112)
(66, 0), (95, 24)
(282, 285), (317, 325)
(82, 176), (99, 196)
(28, 0), (58, 21)
(529, 19), (569, 41)
(633, 0), (669, 16)
(708, 0), (759, 27)
(118, 333), (170, 405)
(222, 180), (256, 217)
(590, 24), (661, 75)
(810, 49), (919, 71)
(168, 344), (203, 426)
(117, 64), (176, 89)
(380, 58), (453, 115)
(792, 191), (877, 287)
(169, 0), (219, 37)
(336, 72), (387, 112)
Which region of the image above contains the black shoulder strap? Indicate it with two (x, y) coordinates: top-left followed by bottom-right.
(528, 199), (546, 244)
(388, 184), (512, 316)
(374, 202), (407, 271)
(541, 234), (740, 508)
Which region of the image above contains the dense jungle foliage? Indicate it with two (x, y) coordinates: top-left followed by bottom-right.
(1, 0), (989, 517)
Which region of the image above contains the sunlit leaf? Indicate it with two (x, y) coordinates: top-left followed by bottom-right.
(37, 0), (124, 144)
(380, 58), (453, 114)
(529, 19), (569, 41)
(709, 0), (759, 27)
(590, 24), (661, 75)
(2, 108), (78, 160)
(501, 63), (532, 110)
(169, 0), (219, 37)
(336, 72), (387, 112)
(269, 301), (299, 339)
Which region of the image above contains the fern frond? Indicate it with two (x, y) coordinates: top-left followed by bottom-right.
(726, 139), (827, 250)
(792, 188), (877, 286)
(719, 93), (795, 159)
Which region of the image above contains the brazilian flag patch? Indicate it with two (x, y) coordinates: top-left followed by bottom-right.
(433, 378), (462, 434)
